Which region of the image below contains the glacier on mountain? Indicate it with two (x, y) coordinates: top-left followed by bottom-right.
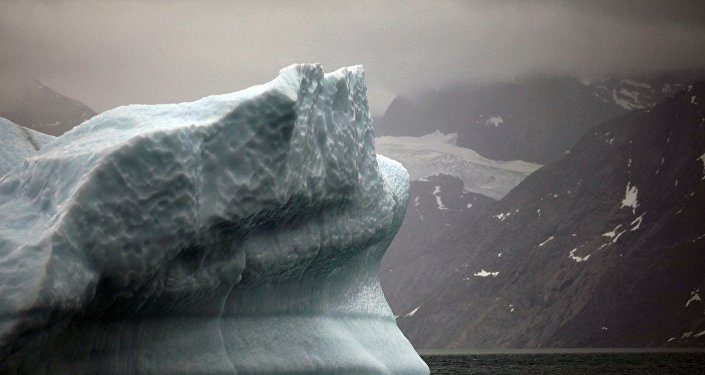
(375, 131), (541, 200)
(0, 64), (428, 374)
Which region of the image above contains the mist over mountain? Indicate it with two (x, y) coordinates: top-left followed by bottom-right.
(376, 69), (705, 165)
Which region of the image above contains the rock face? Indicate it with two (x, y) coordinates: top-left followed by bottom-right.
(0, 64), (428, 374)
(395, 82), (705, 349)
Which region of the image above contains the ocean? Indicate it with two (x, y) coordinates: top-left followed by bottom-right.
(421, 350), (705, 374)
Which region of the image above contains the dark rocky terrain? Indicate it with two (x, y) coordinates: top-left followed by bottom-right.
(380, 174), (494, 311)
(389, 82), (705, 348)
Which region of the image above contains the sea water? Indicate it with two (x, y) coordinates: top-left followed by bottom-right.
(422, 350), (705, 374)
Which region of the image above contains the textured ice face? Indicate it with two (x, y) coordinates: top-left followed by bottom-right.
(0, 117), (55, 176)
(0, 64), (428, 374)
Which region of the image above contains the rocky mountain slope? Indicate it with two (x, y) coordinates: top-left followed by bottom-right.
(0, 77), (95, 135)
(392, 82), (705, 348)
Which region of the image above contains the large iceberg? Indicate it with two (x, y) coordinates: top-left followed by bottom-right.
(0, 64), (428, 374)
(0, 118), (55, 176)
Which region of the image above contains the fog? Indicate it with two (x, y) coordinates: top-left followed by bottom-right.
(1, 0), (704, 115)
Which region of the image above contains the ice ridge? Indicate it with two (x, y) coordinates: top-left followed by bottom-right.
(0, 64), (428, 374)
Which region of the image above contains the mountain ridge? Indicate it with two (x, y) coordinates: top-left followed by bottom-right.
(389, 81), (705, 348)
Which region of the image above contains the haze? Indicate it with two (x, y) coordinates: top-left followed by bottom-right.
(1, 0), (704, 115)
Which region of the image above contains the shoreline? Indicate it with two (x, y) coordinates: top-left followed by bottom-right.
(418, 348), (705, 355)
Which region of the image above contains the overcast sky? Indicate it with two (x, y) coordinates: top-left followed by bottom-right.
(1, 0), (705, 115)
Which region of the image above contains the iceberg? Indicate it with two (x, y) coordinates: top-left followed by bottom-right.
(0, 117), (55, 176)
(0, 64), (428, 374)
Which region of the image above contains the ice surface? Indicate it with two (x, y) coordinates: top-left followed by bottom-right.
(374, 131), (541, 200)
(0, 117), (55, 176)
(0, 64), (428, 374)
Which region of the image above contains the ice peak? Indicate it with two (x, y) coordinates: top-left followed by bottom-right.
(0, 65), (427, 374)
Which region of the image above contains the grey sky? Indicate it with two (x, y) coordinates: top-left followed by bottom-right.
(1, 0), (704, 115)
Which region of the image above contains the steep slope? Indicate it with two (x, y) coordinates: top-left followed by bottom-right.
(374, 132), (539, 314)
(396, 82), (705, 349)
(380, 174), (494, 312)
(0, 77), (96, 135)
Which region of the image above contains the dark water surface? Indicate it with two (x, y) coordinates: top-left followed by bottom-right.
(422, 351), (705, 374)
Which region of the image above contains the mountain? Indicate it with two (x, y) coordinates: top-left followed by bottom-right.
(0, 76), (95, 135)
(374, 132), (540, 312)
(376, 70), (705, 165)
(391, 82), (705, 348)
(379, 173), (495, 311)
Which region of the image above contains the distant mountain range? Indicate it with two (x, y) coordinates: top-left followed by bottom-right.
(376, 69), (705, 165)
(380, 75), (705, 349)
(0, 77), (95, 136)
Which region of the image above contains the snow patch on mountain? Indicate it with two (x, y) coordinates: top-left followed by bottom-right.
(432, 185), (448, 210)
(485, 115), (504, 127)
(569, 248), (591, 263)
(538, 236), (554, 247)
(405, 306), (421, 317)
(613, 88), (644, 110)
(602, 224), (628, 243)
(630, 214), (645, 231)
(621, 181), (639, 214)
(686, 288), (701, 307)
(473, 269), (499, 277)
(602, 224), (622, 238)
(374, 131), (541, 200)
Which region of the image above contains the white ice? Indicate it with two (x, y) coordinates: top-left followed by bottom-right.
(0, 64), (428, 374)
(0, 117), (55, 176)
(630, 214), (645, 231)
(374, 131), (541, 200)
